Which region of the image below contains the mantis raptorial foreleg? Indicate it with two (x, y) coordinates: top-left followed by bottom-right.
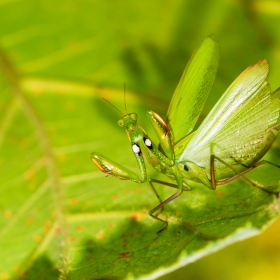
(147, 111), (174, 160)
(91, 152), (147, 183)
(92, 110), (175, 183)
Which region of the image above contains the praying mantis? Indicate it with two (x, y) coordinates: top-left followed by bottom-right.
(91, 35), (280, 233)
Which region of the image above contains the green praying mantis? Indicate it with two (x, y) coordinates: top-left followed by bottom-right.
(91, 35), (280, 233)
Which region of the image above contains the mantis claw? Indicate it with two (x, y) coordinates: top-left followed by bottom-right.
(91, 152), (146, 182)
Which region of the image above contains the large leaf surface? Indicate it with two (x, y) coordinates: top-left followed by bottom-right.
(0, 1), (280, 279)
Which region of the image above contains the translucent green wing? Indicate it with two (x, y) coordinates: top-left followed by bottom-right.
(179, 59), (278, 169)
(166, 35), (219, 144)
(269, 87), (280, 126)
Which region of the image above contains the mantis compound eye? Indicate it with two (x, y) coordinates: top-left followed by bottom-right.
(130, 113), (138, 121)
(118, 119), (124, 127)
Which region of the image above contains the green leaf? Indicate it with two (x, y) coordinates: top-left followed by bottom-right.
(1, 55), (280, 280)
(0, 1), (280, 280)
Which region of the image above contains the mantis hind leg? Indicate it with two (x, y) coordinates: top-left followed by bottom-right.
(148, 177), (188, 234)
(210, 155), (280, 192)
(149, 178), (191, 191)
(149, 179), (190, 216)
(266, 122), (280, 133)
(149, 190), (183, 234)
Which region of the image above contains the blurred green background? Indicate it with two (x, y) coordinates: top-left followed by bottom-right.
(1, 0), (280, 279)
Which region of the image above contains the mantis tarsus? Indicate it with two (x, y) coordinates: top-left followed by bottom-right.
(91, 35), (280, 234)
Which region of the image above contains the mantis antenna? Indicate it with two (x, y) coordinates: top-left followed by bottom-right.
(124, 83), (128, 114)
(102, 98), (124, 116)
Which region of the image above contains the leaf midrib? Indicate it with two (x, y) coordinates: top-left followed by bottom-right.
(0, 48), (70, 278)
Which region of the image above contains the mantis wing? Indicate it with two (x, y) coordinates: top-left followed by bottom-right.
(166, 35), (219, 144)
(179, 59), (280, 169)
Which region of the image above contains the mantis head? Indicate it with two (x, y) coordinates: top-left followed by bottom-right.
(117, 113), (138, 132)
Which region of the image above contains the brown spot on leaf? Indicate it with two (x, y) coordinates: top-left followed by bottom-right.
(269, 203), (276, 210)
(27, 217), (34, 225)
(24, 169), (35, 180)
(33, 235), (42, 243)
(4, 210), (12, 219)
(130, 213), (143, 221)
(20, 271), (27, 278)
(96, 230), (105, 240)
(217, 191), (224, 196)
(119, 252), (129, 260)
(55, 227), (61, 234)
(122, 236), (128, 248)
(135, 188), (141, 194)
(109, 223), (114, 229)
(44, 220), (52, 232)
(76, 226), (83, 232)
(1, 273), (8, 279)
(70, 198), (79, 205)
(70, 237), (76, 242)
(112, 194), (118, 200)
